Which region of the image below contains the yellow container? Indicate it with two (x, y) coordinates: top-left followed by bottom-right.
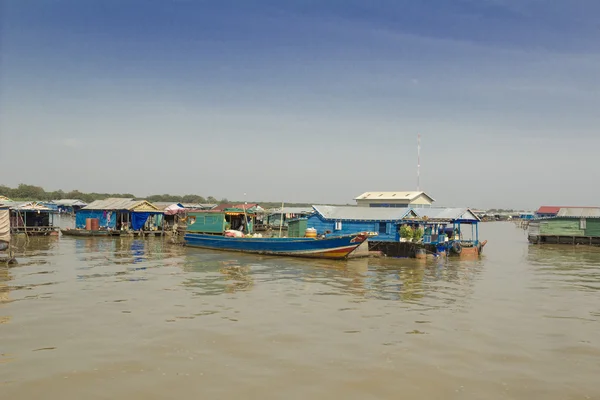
(305, 228), (317, 238)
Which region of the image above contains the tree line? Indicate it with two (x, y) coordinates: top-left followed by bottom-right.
(0, 184), (315, 208)
(0, 184), (227, 205)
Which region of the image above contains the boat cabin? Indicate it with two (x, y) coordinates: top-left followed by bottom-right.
(185, 208), (257, 234)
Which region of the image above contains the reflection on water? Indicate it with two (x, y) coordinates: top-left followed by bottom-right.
(1, 224), (599, 399)
(527, 244), (600, 292)
(179, 250), (482, 303)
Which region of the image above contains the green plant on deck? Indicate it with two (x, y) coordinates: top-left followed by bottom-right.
(413, 227), (424, 241)
(399, 225), (413, 240)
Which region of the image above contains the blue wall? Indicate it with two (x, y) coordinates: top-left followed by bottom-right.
(306, 214), (399, 242)
(75, 210), (117, 229)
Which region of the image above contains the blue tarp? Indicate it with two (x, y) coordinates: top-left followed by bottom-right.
(75, 210), (116, 229)
(131, 212), (151, 230)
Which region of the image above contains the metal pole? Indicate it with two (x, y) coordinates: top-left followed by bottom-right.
(417, 133), (421, 191)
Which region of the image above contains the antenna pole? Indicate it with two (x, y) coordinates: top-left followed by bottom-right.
(417, 133), (421, 191)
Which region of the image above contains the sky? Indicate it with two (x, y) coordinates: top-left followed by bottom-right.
(1, 0), (599, 209)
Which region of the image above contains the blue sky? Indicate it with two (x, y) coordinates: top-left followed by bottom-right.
(1, 0), (599, 208)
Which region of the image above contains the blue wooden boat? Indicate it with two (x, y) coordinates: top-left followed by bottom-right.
(183, 232), (369, 259)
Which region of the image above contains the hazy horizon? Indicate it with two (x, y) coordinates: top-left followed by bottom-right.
(1, 0), (599, 210)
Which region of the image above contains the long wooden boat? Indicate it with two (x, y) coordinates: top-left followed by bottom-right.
(184, 232), (369, 260)
(60, 228), (114, 237)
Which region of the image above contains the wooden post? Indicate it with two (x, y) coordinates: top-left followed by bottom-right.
(278, 202), (284, 238)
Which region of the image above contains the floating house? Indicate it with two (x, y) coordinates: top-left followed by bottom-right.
(76, 198), (162, 232)
(354, 191), (435, 208)
(413, 207), (482, 246)
(372, 207), (483, 257)
(0, 201), (59, 235)
(528, 207), (600, 245)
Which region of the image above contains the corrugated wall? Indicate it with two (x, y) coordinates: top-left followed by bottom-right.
(287, 219), (307, 238)
(187, 212), (226, 233)
(528, 221), (540, 235)
(539, 219), (584, 236)
(584, 219), (600, 237)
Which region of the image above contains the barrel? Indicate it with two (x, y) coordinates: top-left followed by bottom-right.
(86, 218), (100, 231)
(304, 227), (317, 238)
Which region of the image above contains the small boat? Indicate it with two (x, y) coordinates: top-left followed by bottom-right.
(60, 228), (114, 237)
(184, 231), (370, 260)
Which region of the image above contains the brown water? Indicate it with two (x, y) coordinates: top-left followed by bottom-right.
(1, 222), (599, 399)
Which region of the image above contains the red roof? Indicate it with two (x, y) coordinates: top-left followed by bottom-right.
(536, 206), (561, 214)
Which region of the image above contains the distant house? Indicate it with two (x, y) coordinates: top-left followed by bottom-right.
(213, 203), (263, 212)
(534, 206), (599, 219)
(354, 191), (435, 208)
(298, 205), (418, 241)
(265, 207), (313, 228)
(52, 199), (87, 214)
(535, 206), (562, 218)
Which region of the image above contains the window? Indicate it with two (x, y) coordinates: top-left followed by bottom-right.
(580, 218), (587, 230)
(378, 222), (387, 234)
(334, 221), (342, 231)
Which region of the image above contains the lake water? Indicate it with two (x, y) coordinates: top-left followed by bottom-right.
(1, 222), (599, 399)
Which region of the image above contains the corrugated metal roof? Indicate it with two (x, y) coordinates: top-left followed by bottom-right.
(52, 199), (87, 207)
(181, 203), (217, 209)
(556, 207), (600, 218)
(152, 202), (180, 211)
(82, 198), (158, 211)
(354, 191), (435, 202)
(414, 208), (480, 222)
(213, 203), (260, 211)
(0, 201), (52, 211)
(312, 205), (416, 221)
(536, 206), (561, 214)
(268, 207), (313, 215)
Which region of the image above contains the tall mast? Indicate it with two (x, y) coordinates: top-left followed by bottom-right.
(417, 133), (421, 191)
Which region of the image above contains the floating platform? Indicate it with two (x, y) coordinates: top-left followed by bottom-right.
(528, 235), (600, 246)
(12, 227), (59, 236)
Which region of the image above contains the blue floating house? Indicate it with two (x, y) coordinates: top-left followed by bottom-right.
(76, 198), (162, 231)
(409, 207), (484, 255)
(299, 205), (419, 241)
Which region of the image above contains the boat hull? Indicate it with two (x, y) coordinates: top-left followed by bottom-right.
(184, 232), (368, 260)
